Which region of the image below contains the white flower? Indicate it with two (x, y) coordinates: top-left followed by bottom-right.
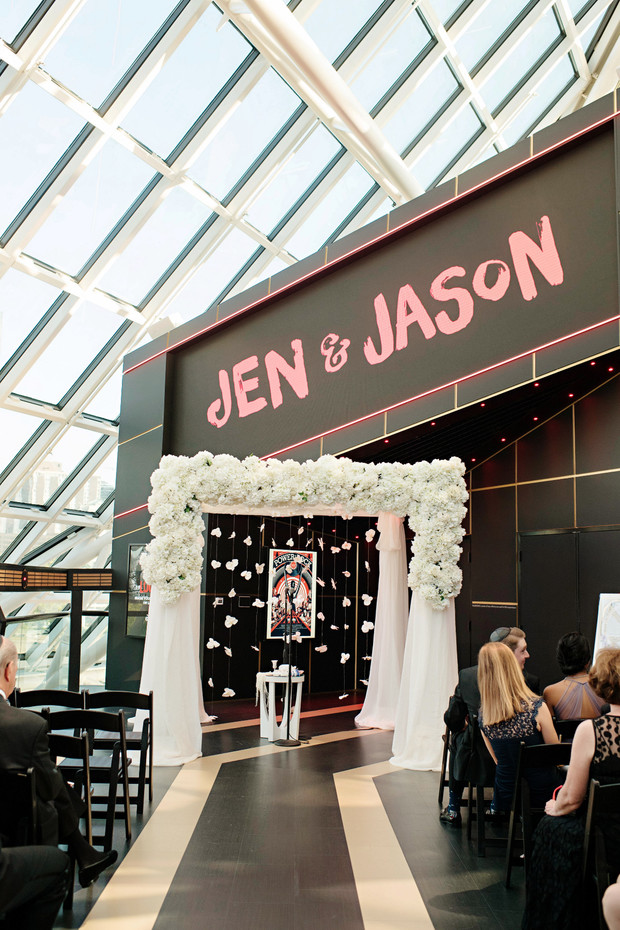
(363, 655), (372, 661)
(228, 532), (236, 539)
(244, 536), (252, 546)
(342, 571), (351, 578)
(206, 638), (219, 649)
(344, 623), (349, 630)
(365, 529), (376, 542)
(255, 563), (265, 574)
(315, 645), (327, 653)
(211, 527), (222, 537)
(361, 620), (374, 633)
(331, 546), (341, 554)
(208, 677), (214, 688)
(240, 570), (252, 580)
(225, 559), (238, 571)
(228, 588), (236, 598)
(342, 597), (351, 607)
(286, 538), (294, 547)
(252, 598), (265, 608)
(338, 693), (349, 700)
(224, 615), (238, 628)
(341, 541), (352, 550)
(340, 653), (350, 664)
(330, 624), (339, 630)
(365, 561), (370, 571)
(297, 526), (304, 535)
(318, 538), (324, 550)
(211, 560), (221, 569)
(250, 645), (259, 651)
(317, 611), (325, 621)
(291, 631), (303, 643)
(222, 688), (235, 698)
(331, 579), (336, 590)
(360, 679), (368, 686)
(361, 594), (373, 606)
(224, 646), (232, 657)
(316, 578), (325, 588)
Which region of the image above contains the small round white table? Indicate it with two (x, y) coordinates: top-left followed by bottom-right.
(256, 672), (305, 742)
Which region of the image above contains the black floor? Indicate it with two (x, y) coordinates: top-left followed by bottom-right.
(53, 705), (526, 929)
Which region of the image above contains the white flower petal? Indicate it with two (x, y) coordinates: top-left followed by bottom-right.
(206, 638), (220, 649)
(244, 536), (252, 546)
(211, 560), (221, 569)
(211, 527), (222, 537)
(315, 644), (328, 653)
(224, 646), (232, 657)
(224, 615), (238, 628)
(222, 688), (235, 698)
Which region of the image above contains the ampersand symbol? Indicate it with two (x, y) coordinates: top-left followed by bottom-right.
(320, 333), (350, 373)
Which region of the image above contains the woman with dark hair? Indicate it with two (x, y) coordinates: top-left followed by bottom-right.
(543, 632), (605, 720)
(478, 642), (559, 815)
(523, 648), (620, 930)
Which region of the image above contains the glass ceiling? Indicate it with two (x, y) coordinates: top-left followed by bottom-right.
(0, 0), (618, 575)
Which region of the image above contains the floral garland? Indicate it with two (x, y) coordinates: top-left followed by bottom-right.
(140, 452), (468, 609)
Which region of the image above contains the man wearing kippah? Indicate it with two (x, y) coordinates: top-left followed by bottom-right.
(440, 626), (539, 826)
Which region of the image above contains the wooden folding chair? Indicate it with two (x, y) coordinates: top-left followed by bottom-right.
(582, 778), (620, 930)
(13, 688), (86, 712)
(46, 709), (131, 851)
(85, 690), (154, 814)
(505, 741), (571, 887)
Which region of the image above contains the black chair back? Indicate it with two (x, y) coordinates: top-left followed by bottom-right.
(505, 741), (572, 888)
(553, 718), (584, 742)
(0, 768), (38, 846)
(14, 688), (86, 712)
(582, 778), (620, 929)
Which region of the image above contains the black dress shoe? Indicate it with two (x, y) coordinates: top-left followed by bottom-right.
(78, 849), (118, 888)
(485, 807), (508, 823)
(439, 806), (462, 827)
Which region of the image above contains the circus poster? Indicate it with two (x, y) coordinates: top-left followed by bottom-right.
(267, 549), (316, 639)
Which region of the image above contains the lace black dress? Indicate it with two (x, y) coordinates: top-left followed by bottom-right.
(522, 714), (620, 930)
(480, 697), (559, 811)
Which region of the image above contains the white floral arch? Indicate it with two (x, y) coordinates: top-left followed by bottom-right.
(139, 453), (468, 766)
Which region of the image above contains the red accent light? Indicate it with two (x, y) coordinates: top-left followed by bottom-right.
(471, 458), (476, 462)
(568, 393), (574, 398)
(480, 402), (486, 407)
(534, 382), (539, 387)
(124, 109), (620, 378)
(115, 503), (149, 519)
(533, 417), (539, 421)
(355, 535), (359, 539)
(591, 361), (596, 365)
(431, 421), (436, 426)
(384, 439), (389, 443)
(501, 437), (506, 442)
(609, 367), (614, 372)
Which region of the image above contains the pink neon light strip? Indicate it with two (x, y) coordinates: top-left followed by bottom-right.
(123, 107), (620, 377)
(115, 502), (149, 520)
(263, 314), (620, 459)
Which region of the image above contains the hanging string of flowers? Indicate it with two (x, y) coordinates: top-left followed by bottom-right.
(141, 452), (468, 609)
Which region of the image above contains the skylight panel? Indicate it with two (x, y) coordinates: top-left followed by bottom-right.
(163, 227), (261, 323)
(303, 0), (386, 63)
(0, 0), (41, 43)
(412, 103), (484, 188)
(0, 410), (47, 475)
(431, 0), (469, 24)
(121, 6), (251, 159)
(501, 55), (577, 146)
(95, 187), (215, 305)
(63, 448), (117, 514)
(566, 0), (592, 16)
(454, 0), (532, 72)
(13, 426), (104, 505)
(187, 68), (301, 202)
(0, 271), (61, 369)
(0, 80), (84, 235)
(84, 369), (122, 421)
(42, 0), (181, 109)
(245, 126), (342, 235)
(14, 302), (122, 404)
(580, 9), (608, 58)
(480, 7), (563, 114)
(285, 162), (376, 259)
(25, 139), (154, 276)
(382, 60), (459, 154)
(349, 9), (432, 111)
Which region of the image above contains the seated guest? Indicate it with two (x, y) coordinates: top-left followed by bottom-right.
(440, 626), (539, 826)
(0, 635), (117, 887)
(543, 631), (605, 719)
(0, 841), (69, 930)
(478, 642), (559, 815)
(523, 648), (620, 930)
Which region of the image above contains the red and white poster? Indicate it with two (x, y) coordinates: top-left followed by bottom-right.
(267, 549), (316, 640)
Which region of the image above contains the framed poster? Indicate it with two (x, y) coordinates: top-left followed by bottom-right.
(126, 544), (151, 639)
(267, 549), (316, 639)
(593, 593), (620, 656)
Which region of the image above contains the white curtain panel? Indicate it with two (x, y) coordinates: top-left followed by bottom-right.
(390, 591), (458, 770)
(355, 512), (409, 730)
(138, 585), (208, 765)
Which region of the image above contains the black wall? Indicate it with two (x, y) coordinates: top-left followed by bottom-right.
(458, 373), (620, 688)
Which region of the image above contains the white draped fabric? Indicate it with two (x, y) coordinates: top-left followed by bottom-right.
(355, 513), (409, 730)
(138, 586), (209, 766)
(390, 592), (458, 771)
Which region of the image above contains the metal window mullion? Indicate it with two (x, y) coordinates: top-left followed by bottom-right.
(0, 420), (68, 502)
(42, 435), (115, 515)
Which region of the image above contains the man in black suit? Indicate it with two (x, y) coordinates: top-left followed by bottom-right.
(440, 626), (540, 826)
(0, 635), (117, 886)
(0, 842), (69, 930)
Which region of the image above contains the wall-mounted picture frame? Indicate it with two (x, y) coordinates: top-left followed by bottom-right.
(126, 543), (151, 639)
(267, 549), (316, 639)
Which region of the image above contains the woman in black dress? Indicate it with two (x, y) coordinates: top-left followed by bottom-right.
(523, 648), (620, 930)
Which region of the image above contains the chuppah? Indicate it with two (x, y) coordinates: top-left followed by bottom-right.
(139, 452), (468, 767)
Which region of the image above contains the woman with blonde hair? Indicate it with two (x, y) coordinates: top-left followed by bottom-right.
(478, 642), (559, 814)
(523, 648), (620, 930)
